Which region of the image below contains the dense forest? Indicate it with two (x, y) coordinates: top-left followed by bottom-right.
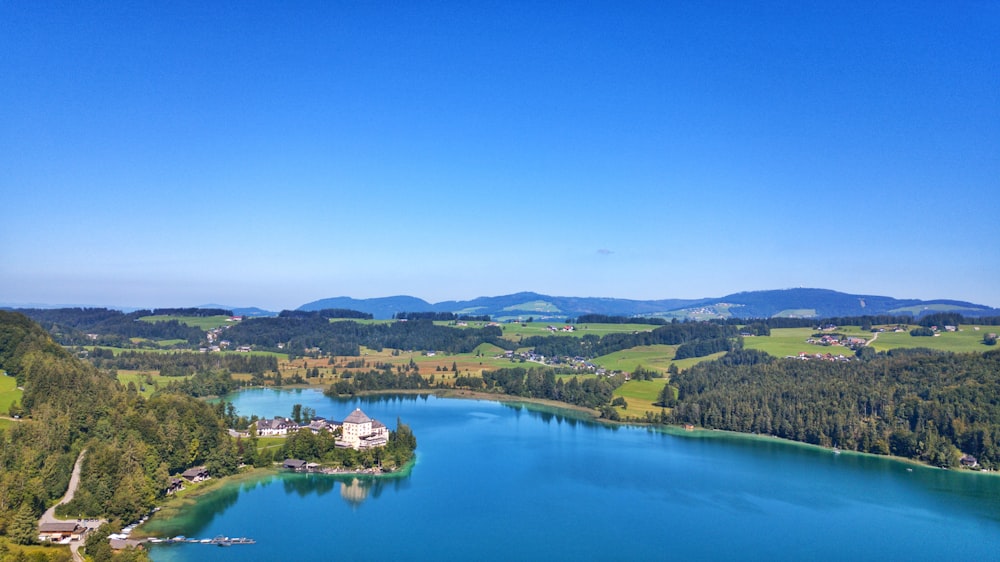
(522, 322), (740, 360)
(0, 312), (241, 559)
(88, 351), (278, 377)
(666, 348), (1000, 469)
(16, 308), (210, 347)
(220, 317), (512, 356)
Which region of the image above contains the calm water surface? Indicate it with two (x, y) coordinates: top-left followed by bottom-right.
(147, 389), (1000, 561)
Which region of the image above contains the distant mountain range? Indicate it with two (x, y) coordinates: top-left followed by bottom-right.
(6, 289), (995, 321)
(297, 288), (999, 321)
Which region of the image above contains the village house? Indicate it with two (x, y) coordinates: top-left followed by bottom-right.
(181, 466), (209, 483)
(166, 478), (184, 495)
(38, 522), (86, 543)
(337, 408), (390, 449)
(306, 417), (341, 434)
(255, 416), (298, 436)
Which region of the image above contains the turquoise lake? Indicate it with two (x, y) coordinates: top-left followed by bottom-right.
(148, 389), (1000, 561)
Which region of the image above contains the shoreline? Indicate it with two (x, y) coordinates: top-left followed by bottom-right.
(249, 386), (997, 476)
(134, 455), (417, 539)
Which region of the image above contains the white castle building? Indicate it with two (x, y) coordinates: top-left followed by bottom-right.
(338, 408), (390, 450)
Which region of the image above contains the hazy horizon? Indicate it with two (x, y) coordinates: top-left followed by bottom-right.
(3, 3), (997, 310)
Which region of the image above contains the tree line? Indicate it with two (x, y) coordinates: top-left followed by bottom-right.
(88, 350), (279, 376)
(17, 308), (205, 347)
(220, 317), (513, 356)
(665, 348), (1000, 469)
(522, 322), (740, 360)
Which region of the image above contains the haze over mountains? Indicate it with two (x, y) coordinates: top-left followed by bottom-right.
(297, 288), (999, 321)
(5, 288), (996, 321)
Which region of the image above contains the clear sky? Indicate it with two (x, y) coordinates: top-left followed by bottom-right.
(2, 1), (998, 310)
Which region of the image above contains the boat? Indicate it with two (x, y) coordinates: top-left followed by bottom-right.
(212, 536), (232, 547)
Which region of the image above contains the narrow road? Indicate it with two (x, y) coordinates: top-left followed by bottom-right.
(867, 331), (879, 346)
(39, 450), (106, 562)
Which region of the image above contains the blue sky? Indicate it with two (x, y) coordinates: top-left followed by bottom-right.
(2, 1), (997, 310)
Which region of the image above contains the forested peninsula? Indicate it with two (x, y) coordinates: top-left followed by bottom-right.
(3, 308), (1000, 558)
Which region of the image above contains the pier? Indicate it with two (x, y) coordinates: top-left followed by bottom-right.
(112, 535), (255, 549)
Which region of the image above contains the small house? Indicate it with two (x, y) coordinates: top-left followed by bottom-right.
(283, 459), (308, 470)
(181, 466), (209, 482)
(38, 522), (85, 542)
(960, 454), (979, 468)
(166, 478), (184, 495)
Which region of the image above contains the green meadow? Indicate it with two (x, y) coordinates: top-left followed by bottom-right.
(139, 314), (234, 330)
(613, 379), (669, 418)
(870, 326), (996, 353)
(497, 321), (658, 341)
(593, 344), (678, 373)
(742, 325), (995, 357)
(116, 370), (194, 397)
(0, 375), (22, 413)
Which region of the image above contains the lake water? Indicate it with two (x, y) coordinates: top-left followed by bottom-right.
(147, 389), (1000, 561)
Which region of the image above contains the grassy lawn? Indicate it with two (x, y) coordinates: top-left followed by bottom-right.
(117, 370), (193, 397)
(0, 375), (22, 413)
(0, 418), (18, 429)
(257, 436), (286, 456)
(139, 315), (234, 330)
(743, 328), (826, 358)
(613, 379), (669, 418)
(594, 344), (678, 373)
(870, 326), (996, 353)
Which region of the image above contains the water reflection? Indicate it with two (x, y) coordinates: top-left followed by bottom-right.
(499, 401), (596, 429)
(283, 473), (337, 498)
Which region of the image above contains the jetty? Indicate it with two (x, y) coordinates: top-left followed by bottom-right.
(113, 535), (255, 549)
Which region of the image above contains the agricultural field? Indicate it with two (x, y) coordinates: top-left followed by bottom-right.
(0, 374), (22, 413)
(593, 344), (677, 373)
(612, 378), (669, 418)
(742, 328), (830, 358)
(139, 314), (234, 330)
(869, 326), (996, 353)
(743, 325), (996, 357)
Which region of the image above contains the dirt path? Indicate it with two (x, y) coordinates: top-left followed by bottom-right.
(39, 450), (106, 562)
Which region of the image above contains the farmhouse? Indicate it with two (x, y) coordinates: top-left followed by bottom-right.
(338, 408), (390, 450)
(181, 466), (209, 482)
(38, 522), (86, 542)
